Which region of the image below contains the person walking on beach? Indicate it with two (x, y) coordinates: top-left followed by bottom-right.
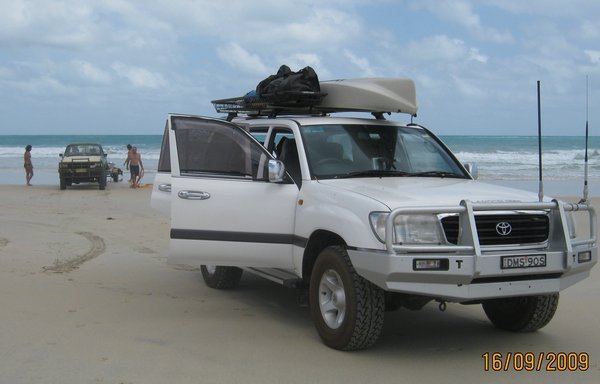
(123, 144), (133, 184)
(129, 146), (144, 188)
(24, 145), (33, 186)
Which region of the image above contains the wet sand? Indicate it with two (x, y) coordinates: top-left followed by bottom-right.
(0, 183), (599, 383)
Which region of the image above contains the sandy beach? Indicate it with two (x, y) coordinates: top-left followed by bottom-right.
(1, 182), (599, 384)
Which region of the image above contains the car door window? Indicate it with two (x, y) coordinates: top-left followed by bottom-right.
(157, 122), (171, 172)
(172, 116), (270, 180)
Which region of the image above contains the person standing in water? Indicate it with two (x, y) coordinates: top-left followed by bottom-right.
(24, 145), (33, 186)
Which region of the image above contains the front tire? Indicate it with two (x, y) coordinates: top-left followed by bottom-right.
(59, 177), (66, 190)
(482, 293), (559, 332)
(200, 265), (243, 289)
(99, 173), (106, 190)
(309, 245), (385, 350)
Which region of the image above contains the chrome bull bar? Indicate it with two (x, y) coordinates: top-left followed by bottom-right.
(385, 199), (597, 255)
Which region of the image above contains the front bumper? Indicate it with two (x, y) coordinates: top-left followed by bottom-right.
(348, 200), (597, 302)
(59, 167), (105, 180)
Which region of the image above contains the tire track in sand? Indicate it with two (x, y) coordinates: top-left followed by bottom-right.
(43, 232), (106, 273)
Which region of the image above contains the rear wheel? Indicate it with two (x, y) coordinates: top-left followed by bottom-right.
(200, 265), (243, 289)
(309, 245), (385, 350)
(482, 293), (559, 332)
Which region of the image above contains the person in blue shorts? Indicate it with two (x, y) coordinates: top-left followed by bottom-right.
(129, 146), (144, 188)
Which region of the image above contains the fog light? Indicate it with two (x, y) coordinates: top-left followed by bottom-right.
(413, 259), (449, 271)
(578, 251), (592, 263)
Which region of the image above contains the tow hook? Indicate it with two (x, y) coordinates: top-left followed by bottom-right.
(438, 300), (447, 312)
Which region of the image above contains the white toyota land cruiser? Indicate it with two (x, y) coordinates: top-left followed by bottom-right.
(151, 78), (597, 350)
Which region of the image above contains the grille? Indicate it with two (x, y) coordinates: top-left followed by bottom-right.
(441, 214), (549, 246)
(69, 163), (91, 169)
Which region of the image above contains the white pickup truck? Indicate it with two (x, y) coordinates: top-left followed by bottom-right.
(151, 78), (597, 350)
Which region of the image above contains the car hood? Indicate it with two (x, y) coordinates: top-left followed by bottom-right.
(317, 177), (545, 209)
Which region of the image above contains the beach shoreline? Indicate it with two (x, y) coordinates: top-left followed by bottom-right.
(1, 184), (598, 383)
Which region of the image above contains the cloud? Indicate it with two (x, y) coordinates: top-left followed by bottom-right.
(284, 8), (361, 45)
(581, 20), (600, 41)
(343, 50), (376, 77)
(111, 62), (166, 88)
(411, 0), (513, 43)
(451, 75), (485, 98)
(407, 35), (488, 64)
(275, 53), (325, 73)
(74, 61), (112, 84)
(585, 50), (600, 65)
(12, 75), (73, 96)
(217, 43), (269, 75)
(0, 0), (97, 48)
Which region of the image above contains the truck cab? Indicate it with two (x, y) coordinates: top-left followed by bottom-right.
(151, 78), (597, 350)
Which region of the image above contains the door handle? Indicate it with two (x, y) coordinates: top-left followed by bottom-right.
(158, 183), (171, 192)
(178, 190), (211, 200)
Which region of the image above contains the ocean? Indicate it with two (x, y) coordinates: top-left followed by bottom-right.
(2, 134), (599, 197)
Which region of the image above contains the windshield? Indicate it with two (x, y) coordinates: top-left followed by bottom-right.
(64, 144), (103, 157)
(301, 124), (467, 179)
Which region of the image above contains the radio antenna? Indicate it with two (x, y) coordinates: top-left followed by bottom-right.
(537, 80), (544, 202)
(580, 75), (590, 204)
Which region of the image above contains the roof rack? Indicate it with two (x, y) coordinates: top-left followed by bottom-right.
(212, 91), (327, 118)
(211, 77), (418, 119)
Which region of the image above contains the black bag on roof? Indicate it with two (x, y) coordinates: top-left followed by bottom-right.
(256, 65), (321, 99)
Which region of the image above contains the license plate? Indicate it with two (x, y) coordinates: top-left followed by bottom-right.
(501, 255), (546, 269)
(75, 168), (87, 173)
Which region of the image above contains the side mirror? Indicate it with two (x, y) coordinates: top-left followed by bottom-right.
(268, 159), (286, 183)
(59, 154), (63, 158)
(464, 162), (478, 179)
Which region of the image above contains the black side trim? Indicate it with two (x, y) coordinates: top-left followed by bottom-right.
(293, 236), (308, 248)
(171, 229), (307, 248)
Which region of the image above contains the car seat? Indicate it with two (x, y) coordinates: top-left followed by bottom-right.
(277, 137), (301, 187)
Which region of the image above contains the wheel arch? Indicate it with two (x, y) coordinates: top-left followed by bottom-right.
(302, 230), (347, 286)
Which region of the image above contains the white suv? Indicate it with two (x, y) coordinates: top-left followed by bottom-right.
(151, 78), (597, 350)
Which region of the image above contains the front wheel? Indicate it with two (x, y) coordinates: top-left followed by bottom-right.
(200, 265), (243, 289)
(309, 245), (385, 351)
(482, 293), (559, 332)
(99, 174), (106, 190)
(59, 177), (66, 190)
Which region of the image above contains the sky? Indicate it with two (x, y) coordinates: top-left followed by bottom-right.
(0, 0), (599, 136)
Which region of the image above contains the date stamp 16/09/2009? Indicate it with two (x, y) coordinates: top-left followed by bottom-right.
(482, 352), (589, 372)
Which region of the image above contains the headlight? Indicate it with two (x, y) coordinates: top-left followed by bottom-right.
(565, 211), (577, 239)
(369, 212), (445, 244)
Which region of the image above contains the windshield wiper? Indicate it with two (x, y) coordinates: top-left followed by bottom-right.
(409, 171), (464, 178)
(338, 170), (412, 179)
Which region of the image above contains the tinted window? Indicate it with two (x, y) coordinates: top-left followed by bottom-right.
(157, 122), (170, 172)
(172, 116), (270, 180)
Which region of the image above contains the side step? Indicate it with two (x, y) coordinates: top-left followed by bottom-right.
(243, 267), (302, 289)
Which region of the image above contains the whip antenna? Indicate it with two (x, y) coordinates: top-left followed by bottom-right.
(537, 81), (544, 202)
(581, 75), (590, 204)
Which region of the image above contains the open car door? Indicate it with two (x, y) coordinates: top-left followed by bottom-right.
(167, 115), (299, 268)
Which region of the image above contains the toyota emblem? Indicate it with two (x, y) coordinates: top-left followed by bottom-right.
(496, 222), (512, 236)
